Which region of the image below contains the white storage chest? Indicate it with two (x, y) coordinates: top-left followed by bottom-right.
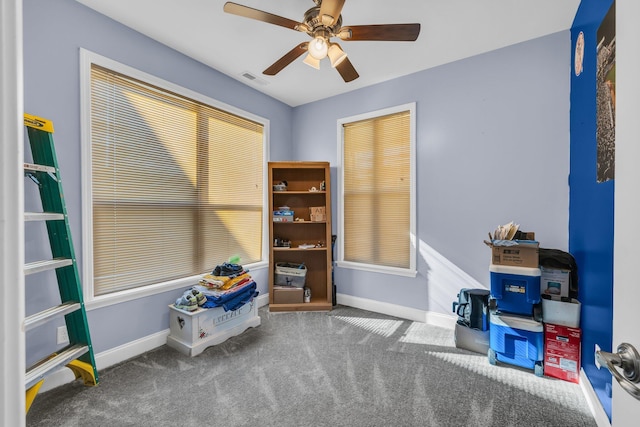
(167, 301), (260, 356)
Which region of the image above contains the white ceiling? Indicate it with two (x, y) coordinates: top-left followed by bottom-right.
(75, 0), (580, 107)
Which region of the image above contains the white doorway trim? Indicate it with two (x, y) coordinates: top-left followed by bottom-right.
(0, 0), (25, 426)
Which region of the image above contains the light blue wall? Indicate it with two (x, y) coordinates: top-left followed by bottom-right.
(293, 32), (571, 314)
(22, 0), (292, 359)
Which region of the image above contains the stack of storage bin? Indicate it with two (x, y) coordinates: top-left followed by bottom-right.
(539, 249), (582, 383)
(486, 239), (545, 376)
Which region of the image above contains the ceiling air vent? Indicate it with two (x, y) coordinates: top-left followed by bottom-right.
(240, 71), (268, 86)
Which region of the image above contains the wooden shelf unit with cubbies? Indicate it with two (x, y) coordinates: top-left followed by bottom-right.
(268, 161), (332, 312)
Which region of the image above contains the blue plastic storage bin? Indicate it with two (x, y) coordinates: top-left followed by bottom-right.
(490, 264), (541, 316)
(488, 311), (544, 375)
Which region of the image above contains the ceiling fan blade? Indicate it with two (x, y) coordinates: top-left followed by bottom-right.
(335, 57), (359, 82)
(223, 2), (303, 31)
(339, 23), (421, 41)
(319, 0), (346, 26)
(263, 43), (309, 76)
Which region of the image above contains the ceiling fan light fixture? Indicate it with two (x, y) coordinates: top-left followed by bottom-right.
(308, 36), (328, 60)
(328, 44), (347, 68)
(303, 53), (321, 69)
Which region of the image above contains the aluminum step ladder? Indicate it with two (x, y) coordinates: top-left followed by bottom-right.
(23, 113), (98, 413)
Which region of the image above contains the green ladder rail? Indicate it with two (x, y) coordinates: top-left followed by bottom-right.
(23, 113), (98, 413)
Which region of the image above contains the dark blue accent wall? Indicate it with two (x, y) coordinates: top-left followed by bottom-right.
(570, 0), (615, 420)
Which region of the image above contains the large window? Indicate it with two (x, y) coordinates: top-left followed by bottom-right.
(338, 103), (416, 276)
(81, 51), (267, 303)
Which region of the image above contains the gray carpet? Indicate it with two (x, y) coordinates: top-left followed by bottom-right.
(27, 305), (597, 426)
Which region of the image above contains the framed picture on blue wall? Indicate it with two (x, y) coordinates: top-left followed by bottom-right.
(596, 1), (616, 183)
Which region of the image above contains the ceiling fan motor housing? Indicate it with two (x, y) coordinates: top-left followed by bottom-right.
(303, 6), (343, 36)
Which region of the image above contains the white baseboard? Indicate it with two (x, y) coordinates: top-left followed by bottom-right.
(425, 310), (458, 330)
(337, 293), (457, 329)
(580, 369), (611, 427)
(39, 329), (170, 394)
(255, 292), (269, 308)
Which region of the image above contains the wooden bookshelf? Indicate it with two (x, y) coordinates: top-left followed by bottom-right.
(268, 161), (332, 312)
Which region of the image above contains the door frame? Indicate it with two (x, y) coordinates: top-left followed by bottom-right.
(0, 0), (26, 426)
(611, 0), (640, 425)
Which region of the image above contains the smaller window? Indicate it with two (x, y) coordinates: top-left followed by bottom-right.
(337, 103), (416, 276)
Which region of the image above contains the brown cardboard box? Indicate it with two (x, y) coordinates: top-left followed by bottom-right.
(273, 286), (303, 304)
(488, 240), (539, 267)
(309, 206), (326, 222)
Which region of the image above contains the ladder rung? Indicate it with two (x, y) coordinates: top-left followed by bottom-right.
(24, 258), (73, 275)
(24, 212), (65, 222)
(24, 162), (56, 174)
(24, 302), (81, 331)
(25, 344), (89, 390)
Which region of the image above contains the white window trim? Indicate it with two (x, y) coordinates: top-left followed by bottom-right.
(79, 48), (269, 310)
(336, 102), (417, 278)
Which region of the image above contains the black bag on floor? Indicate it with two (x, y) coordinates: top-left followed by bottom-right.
(538, 248), (579, 299)
(453, 288), (490, 331)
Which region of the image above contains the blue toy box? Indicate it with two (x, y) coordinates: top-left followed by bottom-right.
(490, 264), (541, 316)
(488, 311), (544, 376)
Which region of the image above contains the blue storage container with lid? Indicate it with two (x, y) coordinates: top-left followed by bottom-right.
(488, 311), (544, 376)
(490, 264), (541, 317)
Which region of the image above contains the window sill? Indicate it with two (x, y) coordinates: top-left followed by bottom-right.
(336, 261), (417, 278)
(85, 260), (268, 311)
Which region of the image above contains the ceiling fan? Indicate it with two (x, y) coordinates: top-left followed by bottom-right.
(223, 0), (421, 83)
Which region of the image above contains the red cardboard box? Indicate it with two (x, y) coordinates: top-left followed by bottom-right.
(544, 323), (581, 383)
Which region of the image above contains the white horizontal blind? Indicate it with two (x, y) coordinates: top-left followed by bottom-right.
(342, 110), (410, 269)
(90, 65), (263, 295)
